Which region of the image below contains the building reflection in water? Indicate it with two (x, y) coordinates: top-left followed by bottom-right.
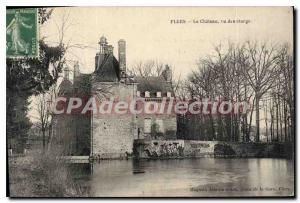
(132, 159), (146, 174)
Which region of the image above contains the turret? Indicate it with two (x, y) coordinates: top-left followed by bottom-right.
(74, 61), (80, 79)
(162, 65), (172, 82)
(95, 35), (108, 69)
(99, 35), (107, 53)
(107, 45), (114, 55)
(63, 66), (70, 80)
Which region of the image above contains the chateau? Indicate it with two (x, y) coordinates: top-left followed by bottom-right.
(51, 36), (177, 159)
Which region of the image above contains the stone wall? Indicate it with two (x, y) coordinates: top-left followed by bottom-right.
(92, 115), (134, 159)
(92, 82), (136, 159)
(133, 140), (293, 159)
(50, 114), (75, 155)
(134, 140), (216, 159)
(184, 140), (218, 157)
(136, 114), (177, 140)
(134, 140), (184, 158)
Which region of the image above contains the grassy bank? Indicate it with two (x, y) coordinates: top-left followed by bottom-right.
(8, 149), (90, 197)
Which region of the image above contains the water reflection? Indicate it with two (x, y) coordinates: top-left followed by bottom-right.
(132, 159), (145, 174)
(70, 158), (294, 197)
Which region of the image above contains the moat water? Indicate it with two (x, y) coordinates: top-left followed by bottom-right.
(71, 158), (294, 197)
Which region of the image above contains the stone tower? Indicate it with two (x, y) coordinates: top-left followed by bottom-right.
(118, 39), (126, 78)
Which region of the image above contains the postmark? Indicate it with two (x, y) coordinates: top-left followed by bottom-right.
(6, 8), (38, 58)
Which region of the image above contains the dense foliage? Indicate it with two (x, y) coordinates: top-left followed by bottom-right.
(7, 8), (65, 152)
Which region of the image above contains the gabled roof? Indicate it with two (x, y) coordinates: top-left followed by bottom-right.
(135, 76), (173, 97)
(58, 79), (73, 96)
(93, 54), (120, 82)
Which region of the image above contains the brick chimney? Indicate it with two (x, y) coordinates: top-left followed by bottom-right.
(118, 39), (126, 78)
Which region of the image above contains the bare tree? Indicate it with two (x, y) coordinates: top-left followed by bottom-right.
(187, 43), (253, 142)
(129, 60), (164, 77)
(128, 60), (184, 98)
(239, 41), (282, 142)
(36, 93), (51, 151)
(266, 44), (294, 143)
(186, 41), (292, 143)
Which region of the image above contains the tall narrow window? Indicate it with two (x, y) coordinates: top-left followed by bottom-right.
(156, 119), (164, 133)
(157, 92), (161, 97)
(145, 91), (150, 98)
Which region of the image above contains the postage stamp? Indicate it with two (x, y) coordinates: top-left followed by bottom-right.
(6, 8), (38, 58)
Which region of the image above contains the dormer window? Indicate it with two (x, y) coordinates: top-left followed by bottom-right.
(167, 92), (172, 97)
(136, 91), (140, 97)
(157, 92), (161, 98)
(145, 91), (150, 98)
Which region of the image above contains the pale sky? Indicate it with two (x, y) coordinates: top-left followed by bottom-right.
(30, 7), (293, 123)
(41, 7), (293, 79)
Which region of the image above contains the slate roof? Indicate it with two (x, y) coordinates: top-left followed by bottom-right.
(134, 76), (173, 97)
(93, 54), (120, 82)
(58, 79), (73, 96)
(73, 74), (91, 95)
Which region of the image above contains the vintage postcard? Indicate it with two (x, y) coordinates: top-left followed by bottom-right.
(7, 7), (294, 197)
